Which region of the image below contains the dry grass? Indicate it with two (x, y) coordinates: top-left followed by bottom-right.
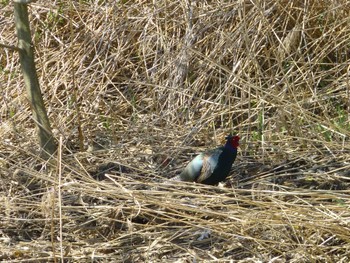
(1, 0), (350, 262)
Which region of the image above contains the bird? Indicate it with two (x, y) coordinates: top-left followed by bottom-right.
(171, 135), (240, 185)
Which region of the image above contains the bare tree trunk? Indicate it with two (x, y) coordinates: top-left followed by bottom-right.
(14, 0), (56, 159)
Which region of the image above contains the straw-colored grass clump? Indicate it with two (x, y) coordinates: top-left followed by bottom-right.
(1, 0), (350, 262)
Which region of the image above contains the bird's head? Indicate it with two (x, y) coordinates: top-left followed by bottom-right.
(225, 135), (240, 148)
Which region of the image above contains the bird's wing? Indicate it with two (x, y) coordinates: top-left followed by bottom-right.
(176, 153), (204, 182)
(195, 148), (222, 183)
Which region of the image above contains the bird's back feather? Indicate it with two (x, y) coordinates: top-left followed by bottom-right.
(177, 147), (225, 183)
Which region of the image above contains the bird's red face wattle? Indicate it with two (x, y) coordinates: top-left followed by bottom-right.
(230, 136), (240, 148)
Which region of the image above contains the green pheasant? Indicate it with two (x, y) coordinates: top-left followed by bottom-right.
(172, 135), (239, 185)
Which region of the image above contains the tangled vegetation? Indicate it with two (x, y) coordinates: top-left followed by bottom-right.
(1, 0), (350, 262)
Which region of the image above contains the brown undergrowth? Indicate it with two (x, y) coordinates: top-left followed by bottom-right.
(1, 0), (350, 262)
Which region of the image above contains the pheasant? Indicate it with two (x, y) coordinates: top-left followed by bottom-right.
(172, 135), (240, 185)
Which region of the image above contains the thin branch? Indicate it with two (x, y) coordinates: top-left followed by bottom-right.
(0, 42), (21, 52)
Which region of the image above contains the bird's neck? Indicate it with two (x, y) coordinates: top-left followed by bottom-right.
(224, 142), (237, 154)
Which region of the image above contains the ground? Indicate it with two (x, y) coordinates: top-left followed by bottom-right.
(1, 0), (350, 262)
